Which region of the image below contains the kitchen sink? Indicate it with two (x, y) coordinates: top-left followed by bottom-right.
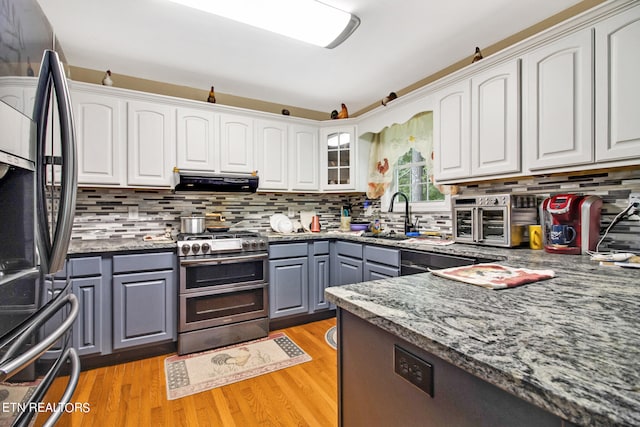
(361, 232), (410, 241)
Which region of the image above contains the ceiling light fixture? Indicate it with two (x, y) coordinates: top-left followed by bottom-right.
(167, 0), (360, 48)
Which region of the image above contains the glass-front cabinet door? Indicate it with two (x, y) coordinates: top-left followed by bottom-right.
(320, 125), (356, 191)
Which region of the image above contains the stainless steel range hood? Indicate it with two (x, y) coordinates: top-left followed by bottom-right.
(174, 170), (259, 192)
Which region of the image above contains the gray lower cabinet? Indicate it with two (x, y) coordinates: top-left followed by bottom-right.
(269, 257), (309, 318)
(339, 309), (570, 427)
(334, 242), (400, 285)
(71, 276), (103, 356)
(310, 241), (330, 311)
(335, 255), (363, 285)
(269, 241), (332, 319)
(112, 252), (177, 350)
(363, 245), (400, 281)
(68, 256), (104, 356)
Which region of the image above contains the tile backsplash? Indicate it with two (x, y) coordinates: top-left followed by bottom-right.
(72, 167), (639, 252)
(71, 189), (368, 240)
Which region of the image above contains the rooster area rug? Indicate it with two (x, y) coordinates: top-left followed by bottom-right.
(164, 333), (311, 400)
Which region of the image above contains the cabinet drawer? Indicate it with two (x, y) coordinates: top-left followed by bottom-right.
(313, 241), (330, 255)
(68, 257), (102, 277)
(336, 241), (363, 259)
(269, 242), (308, 259)
(365, 246), (400, 268)
(113, 252), (174, 274)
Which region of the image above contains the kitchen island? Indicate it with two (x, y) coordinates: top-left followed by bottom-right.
(325, 244), (640, 426)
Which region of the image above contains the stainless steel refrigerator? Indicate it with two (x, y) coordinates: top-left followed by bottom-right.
(0, 0), (80, 425)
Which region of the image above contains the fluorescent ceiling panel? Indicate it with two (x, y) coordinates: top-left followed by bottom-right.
(167, 0), (359, 48)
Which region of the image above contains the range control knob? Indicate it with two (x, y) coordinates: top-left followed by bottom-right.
(181, 244), (190, 255)
(259, 240), (267, 249)
(201, 243), (210, 254)
(191, 243), (200, 254)
(242, 240), (250, 250)
(251, 240), (258, 249)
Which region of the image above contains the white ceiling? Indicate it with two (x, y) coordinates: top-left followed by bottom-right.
(37, 0), (585, 115)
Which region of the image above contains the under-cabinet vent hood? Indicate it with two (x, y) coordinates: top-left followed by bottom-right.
(174, 170), (259, 193)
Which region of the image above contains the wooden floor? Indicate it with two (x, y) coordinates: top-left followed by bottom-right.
(37, 318), (337, 427)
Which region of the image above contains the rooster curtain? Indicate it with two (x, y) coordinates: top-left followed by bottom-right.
(366, 111), (433, 199)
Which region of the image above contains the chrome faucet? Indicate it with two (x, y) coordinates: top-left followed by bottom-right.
(388, 192), (412, 234)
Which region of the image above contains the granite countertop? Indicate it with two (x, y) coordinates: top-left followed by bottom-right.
(68, 238), (177, 255)
(68, 231), (639, 425)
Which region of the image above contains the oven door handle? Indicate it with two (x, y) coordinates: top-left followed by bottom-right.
(179, 252), (268, 266)
(184, 282), (268, 298)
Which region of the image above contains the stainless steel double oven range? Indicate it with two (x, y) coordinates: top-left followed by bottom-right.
(177, 231), (269, 355)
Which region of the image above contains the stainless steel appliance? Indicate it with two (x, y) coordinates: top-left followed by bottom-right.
(1, 1), (80, 423)
(0, 49), (79, 426)
(174, 170), (259, 192)
(177, 231), (269, 355)
(452, 194), (538, 247)
(400, 250), (494, 275)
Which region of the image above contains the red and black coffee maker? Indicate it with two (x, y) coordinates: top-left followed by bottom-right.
(540, 194), (602, 255)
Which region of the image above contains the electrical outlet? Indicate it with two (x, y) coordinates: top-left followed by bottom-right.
(128, 205), (139, 219)
(628, 193), (640, 220)
(394, 345), (434, 397)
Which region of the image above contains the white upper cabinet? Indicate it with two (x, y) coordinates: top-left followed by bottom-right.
(471, 60), (520, 177)
(176, 107), (218, 172)
(524, 28), (594, 171)
(256, 120), (288, 190)
(595, 4), (640, 162)
(127, 100), (176, 187)
(72, 91), (125, 185)
(320, 125), (356, 191)
(433, 79), (471, 181)
(0, 86), (25, 112)
(219, 114), (255, 174)
(289, 124), (319, 192)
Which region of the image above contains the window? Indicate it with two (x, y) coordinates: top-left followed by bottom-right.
(394, 148), (444, 203)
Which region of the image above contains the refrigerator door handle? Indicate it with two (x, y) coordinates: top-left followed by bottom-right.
(12, 347), (81, 427)
(0, 293), (79, 381)
(34, 49), (77, 275)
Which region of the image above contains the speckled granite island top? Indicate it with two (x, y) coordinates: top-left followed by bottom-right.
(325, 247), (640, 426)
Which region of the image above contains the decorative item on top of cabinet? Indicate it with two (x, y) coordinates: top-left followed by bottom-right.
(207, 86), (216, 103)
(331, 103), (349, 119)
(472, 47), (483, 63)
(381, 92), (398, 106)
(26, 57), (34, 76)
(102, 70), (113, 86)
